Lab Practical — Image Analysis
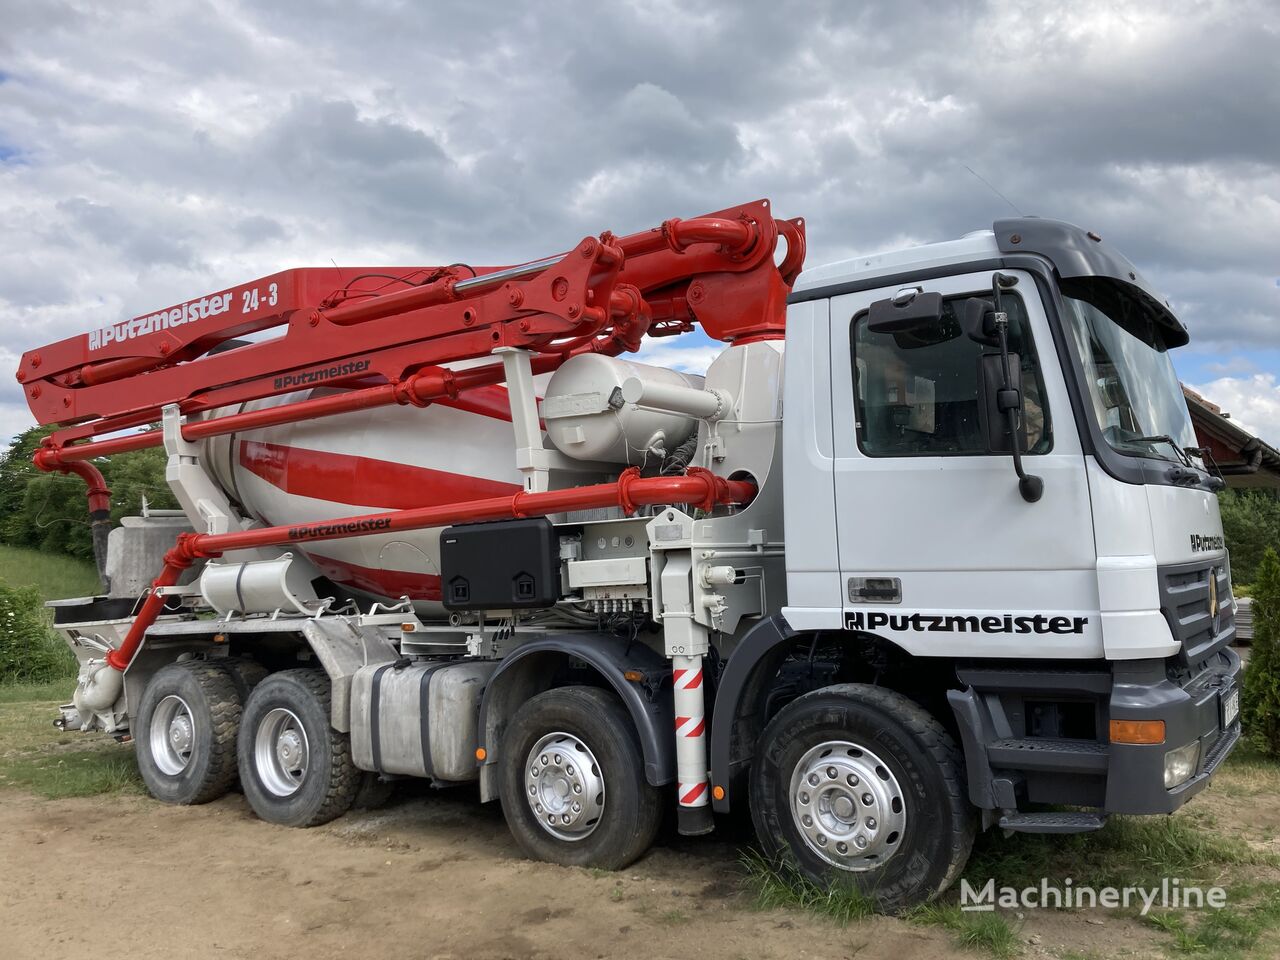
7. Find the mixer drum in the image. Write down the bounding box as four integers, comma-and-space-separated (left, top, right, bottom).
199, 354, 718, 612
201, 384, 572, 612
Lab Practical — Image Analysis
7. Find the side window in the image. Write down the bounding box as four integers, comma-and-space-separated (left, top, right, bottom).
851, 293, 1051, 457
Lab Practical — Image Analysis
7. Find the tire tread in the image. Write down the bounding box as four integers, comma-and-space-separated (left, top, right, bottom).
188, 661, 243, 804
239, 668, 358, 827
499, 686, 662, 870
751, 682, 976, 910
136, 659, 242, 805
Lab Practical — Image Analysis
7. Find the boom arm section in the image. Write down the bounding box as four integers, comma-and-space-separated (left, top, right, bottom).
20, 200, 805, 463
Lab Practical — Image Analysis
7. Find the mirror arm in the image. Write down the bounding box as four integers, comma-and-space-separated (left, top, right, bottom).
992, 273, 1043, 503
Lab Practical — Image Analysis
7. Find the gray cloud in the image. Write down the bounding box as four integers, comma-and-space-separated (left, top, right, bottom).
0, 0, 1277, 443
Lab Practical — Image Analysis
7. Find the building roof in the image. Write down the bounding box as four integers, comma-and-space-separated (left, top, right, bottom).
1183, 385, 1280, 489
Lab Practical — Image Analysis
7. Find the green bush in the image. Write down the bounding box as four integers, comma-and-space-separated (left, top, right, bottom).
1219, 489, 1280, 587
1242, 548, 1280, 756
0, 581, 77, 685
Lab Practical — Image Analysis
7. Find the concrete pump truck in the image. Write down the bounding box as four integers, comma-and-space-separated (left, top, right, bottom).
17, 199, 1239, 910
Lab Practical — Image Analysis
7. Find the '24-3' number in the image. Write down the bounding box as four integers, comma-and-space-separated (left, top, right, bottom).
241, 282, 279, 313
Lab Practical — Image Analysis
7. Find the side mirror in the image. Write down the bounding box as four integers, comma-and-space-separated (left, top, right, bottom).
973, 273, 1042, 502
978, 353, 1027, 454
963, 297, 1001, 347
867, 290, 944, 334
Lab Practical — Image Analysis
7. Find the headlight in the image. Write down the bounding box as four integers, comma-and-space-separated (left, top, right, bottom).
1163, 740, 1200, 788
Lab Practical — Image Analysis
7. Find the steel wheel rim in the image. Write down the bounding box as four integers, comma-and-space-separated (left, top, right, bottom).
151, 694, 195, 776
524, 731, 605, 841
788, 740, 907, 871
254, 707, 310, 798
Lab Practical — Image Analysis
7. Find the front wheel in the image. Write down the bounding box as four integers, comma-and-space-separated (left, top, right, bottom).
498, 686, 662, 869
749, 684, 975, 912
237, 669, 358, 827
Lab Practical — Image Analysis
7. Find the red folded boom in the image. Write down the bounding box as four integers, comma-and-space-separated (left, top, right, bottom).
20, 199, 804, 461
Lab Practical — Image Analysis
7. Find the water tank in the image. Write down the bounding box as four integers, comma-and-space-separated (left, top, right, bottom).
541, 354, 702, 464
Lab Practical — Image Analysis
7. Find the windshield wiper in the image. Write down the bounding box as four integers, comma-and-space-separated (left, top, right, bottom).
1125, 434, 1193, 467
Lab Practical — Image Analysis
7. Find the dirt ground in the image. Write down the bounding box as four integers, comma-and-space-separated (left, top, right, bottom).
3, 703, 1275, 960
0, 785, 970, 960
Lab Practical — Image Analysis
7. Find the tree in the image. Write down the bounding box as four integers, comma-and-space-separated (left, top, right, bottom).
0, 425, 178, 560
1242, 548, 1280, 756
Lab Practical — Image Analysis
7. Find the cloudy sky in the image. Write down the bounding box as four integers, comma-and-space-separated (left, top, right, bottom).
1, 0, 1278, 445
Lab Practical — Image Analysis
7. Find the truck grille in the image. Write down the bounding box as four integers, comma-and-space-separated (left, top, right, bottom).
1158, 559, 1235, 669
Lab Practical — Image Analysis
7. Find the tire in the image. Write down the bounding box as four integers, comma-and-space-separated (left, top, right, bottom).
352, 772, 397, 811
749, 683, 976, 913
237, 669, 359, 827
498, 686, 662, 869
135, 660, 242, 805
222, 657, 269, 701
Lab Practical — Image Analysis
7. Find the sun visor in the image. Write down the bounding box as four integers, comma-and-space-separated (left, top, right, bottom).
994, 218, 1188, 347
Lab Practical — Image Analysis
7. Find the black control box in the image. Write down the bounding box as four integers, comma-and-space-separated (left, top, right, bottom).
440, 517, 560, 611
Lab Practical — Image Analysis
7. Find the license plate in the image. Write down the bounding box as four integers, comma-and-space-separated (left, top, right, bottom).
1222, 688, 1240, 728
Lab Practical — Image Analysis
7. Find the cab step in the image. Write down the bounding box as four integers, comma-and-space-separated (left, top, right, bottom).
987, 737, 1109, 774
998, 811, 1107, 834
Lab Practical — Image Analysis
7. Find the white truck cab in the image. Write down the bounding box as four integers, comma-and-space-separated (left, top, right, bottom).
775, 218, 1239, 829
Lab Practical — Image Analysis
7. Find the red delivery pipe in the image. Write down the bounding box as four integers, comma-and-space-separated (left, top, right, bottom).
33, 448, 113, 586
103, 467, 754, 672
42, 354, 564, 465
617, 217, 759, 258
33, 451, 112, 514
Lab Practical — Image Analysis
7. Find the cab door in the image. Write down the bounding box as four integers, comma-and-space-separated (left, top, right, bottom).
829, 269, 1100, 659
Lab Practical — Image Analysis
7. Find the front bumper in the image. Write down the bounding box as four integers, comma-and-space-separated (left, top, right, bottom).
1105, 646, 1241, 814
950, 644, 1242, 821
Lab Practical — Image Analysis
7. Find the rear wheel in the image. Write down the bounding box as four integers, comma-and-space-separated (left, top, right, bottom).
353, 772, 397, 810
237, 669, 358, 827
498, 686, 662, 869
222, 657, 269, 700
749, 683, 975, 912
135, 661, 242, 805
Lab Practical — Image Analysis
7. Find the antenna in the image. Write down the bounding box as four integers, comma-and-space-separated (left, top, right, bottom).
962, 164, 1024, 216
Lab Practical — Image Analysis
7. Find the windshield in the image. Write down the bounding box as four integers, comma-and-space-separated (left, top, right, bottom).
1059, 279, 1197, 463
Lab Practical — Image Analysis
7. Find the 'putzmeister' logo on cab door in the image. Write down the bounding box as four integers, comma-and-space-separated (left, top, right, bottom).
846, 611, 1089, 635
1190, 533, 1225, 552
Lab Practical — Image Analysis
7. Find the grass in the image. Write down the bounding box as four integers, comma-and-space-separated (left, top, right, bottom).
0, 748, 141, 798
1140, 884, 1280, 958
945, 747, 1280, 959
0, 679, 73, 705
0, 544, 100, 600
740, 850, 876, 924
961, 810, 1277, 894
1214, 742, 1280, 799
907, 902, 1022, 958
740, 852, 1023, 955
0, 544, 98, 688
0, 681, 140, 799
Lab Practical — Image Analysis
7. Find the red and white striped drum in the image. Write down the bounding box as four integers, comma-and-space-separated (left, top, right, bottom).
201, 383, 597, 612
